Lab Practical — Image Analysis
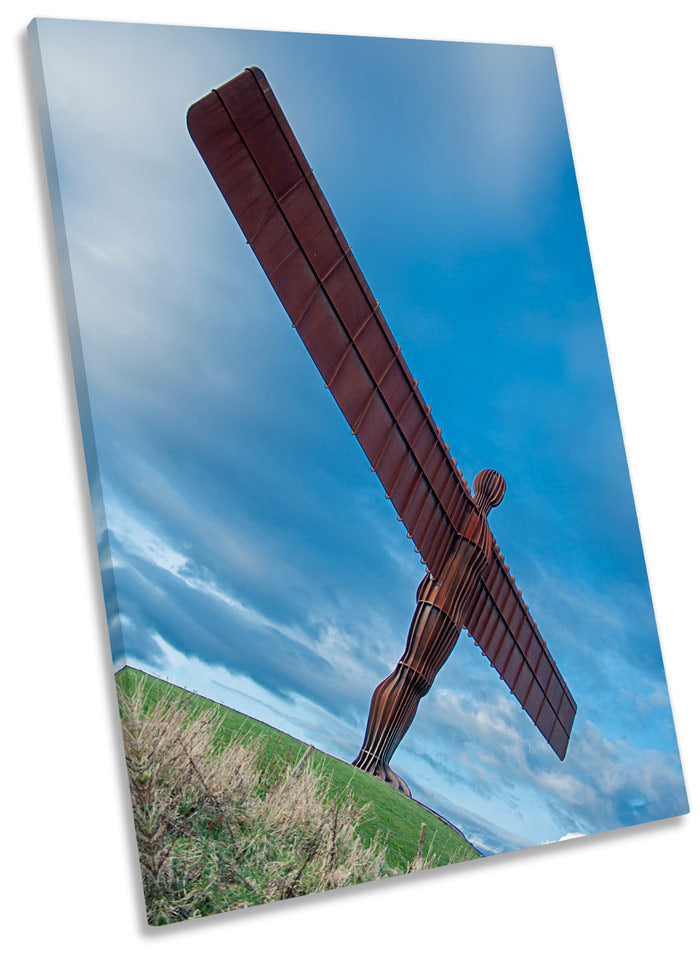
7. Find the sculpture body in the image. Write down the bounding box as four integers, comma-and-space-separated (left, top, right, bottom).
353, 469, 505, 793
187, 68, 577, 794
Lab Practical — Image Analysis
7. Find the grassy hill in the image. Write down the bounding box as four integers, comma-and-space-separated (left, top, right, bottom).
115, 666, 479, 922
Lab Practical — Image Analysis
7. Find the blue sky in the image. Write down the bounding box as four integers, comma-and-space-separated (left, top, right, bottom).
32, 17, 687, 855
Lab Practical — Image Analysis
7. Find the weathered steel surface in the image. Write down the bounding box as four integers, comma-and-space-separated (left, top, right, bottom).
187, 67, 473, 581
352, 469, 506, 793
464, 547, 577, 760
187, 67, 577, 779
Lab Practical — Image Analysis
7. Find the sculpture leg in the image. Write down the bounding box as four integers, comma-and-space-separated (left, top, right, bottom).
352, 602, 461, 795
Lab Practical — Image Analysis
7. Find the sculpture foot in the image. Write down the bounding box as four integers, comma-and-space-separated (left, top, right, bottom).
378, 762, 412, 797
351, 754, 412, 797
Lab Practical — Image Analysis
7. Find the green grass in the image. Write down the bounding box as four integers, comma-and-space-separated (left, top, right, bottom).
115, 666, 481, 871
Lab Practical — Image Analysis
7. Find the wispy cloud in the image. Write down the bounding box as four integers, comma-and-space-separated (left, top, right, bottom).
410, 681, 687, 841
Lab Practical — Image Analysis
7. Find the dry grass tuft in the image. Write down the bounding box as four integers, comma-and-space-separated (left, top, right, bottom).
118, 680, 436, 924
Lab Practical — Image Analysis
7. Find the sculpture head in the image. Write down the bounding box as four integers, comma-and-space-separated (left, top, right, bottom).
473, 469, 506, 517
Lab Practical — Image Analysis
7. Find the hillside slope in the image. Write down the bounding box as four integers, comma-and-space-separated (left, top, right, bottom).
115, 667, 481, 879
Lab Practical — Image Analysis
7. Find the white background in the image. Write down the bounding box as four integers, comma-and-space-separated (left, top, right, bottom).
3, 2, 697, 962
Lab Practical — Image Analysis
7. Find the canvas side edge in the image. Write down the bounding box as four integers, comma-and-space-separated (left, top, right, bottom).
27, 19, 126, 669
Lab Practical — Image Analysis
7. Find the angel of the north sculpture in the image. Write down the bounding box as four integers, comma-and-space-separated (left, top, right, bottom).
187, 67, 577, 796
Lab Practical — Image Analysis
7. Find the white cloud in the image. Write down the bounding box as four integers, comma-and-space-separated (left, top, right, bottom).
539, 832, 585, 845
106, 495, 397, 695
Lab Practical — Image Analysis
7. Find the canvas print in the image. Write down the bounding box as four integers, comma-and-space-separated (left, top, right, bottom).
29, 17, 688, 925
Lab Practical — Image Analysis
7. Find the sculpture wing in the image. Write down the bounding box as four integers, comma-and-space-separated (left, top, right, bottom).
187, 67, 474, 578
463, 548, 577, 759
188, 68, 577, 757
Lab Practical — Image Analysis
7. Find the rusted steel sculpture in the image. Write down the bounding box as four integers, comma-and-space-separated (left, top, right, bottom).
187, 67, 577, 795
